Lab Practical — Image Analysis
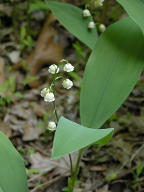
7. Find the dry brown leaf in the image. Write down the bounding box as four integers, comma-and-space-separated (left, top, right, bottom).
0, 121, 12, 137
29, 152, 78, 176
16, 14, 64, 88
97, 185, 109, 192
89, 166, 107, 172
0, 5, 12, 16
4, 101, 44, 140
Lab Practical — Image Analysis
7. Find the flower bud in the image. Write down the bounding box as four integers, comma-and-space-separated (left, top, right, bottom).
99, 24, 106, 32
88, 21, 95, 29
83, 9, 91, 17
63, 63, 74, 72
95, 0, 104, 7
48, 121, 56, 131
44, 92, 55, 102
60, 59, 68, 63
48, 64, 59, 74
62, 79, 73, 89
40, 88, 48, 97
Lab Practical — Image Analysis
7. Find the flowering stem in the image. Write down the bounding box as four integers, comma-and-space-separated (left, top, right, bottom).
69, 154, 73, 175
68, 149, 84, 192
53, 101, 59, 123
52, 100, 74, 184
49, 70, 76, 191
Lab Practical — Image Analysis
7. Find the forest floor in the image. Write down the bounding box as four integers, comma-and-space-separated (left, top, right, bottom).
0, 0, 144, 191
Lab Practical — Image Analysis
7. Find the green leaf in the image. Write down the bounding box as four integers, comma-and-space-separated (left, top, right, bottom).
0, 187, 4, 192
52, 117, 114, 159
117, 0, 144, 33
136, 163, 144, 177
47, 1, 98, 49
0, 132, 29, 192
20, 25, 26, 41
80, 17, 144, 128
29, 1, 50, 13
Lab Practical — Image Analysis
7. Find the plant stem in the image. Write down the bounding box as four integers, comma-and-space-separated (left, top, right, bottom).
53, 101, 59, 123
51, 78, 79, 192
52, 100, 74, 187
68, 149, 84, 192
69, 154, 73, 174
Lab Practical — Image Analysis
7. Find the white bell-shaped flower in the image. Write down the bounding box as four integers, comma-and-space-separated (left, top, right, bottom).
48, 121, 56, 131
99, 24, 106, 32
88, 21, 95, 29
83, 9, 91, 17
60, 59, 68, 63
44, 92, 55, 102
62, 79, 73, 89
40, 88, 48, 97
63, 63, 74, 72
48, 64, 59, 74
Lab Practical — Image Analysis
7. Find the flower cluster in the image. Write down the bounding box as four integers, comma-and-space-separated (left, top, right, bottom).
41, 60, 74, 103
40, 59, 75, 131
82, 0, 106, 30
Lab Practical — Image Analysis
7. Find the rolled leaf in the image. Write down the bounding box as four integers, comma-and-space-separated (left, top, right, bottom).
80, 17, 144, 128
0, 132, 29, 192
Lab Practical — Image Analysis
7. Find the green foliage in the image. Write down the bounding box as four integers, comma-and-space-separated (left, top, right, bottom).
0, 132, 29, 192
117, 0, 144, 33
106, 172, 118, 181
52, 117, 113, 159
136, 163, 144, 177
73, 42, 86, 58
80, 17, 144, 128
48, 1, 98, 49
0, 76, 24, 102
0, 76, 16, 93
0, 96, 10, 106
20, 24, 34, 49
29, 1, 98, 49
23, 76, 38, 86
1, 1, 144, 190
0, 187, 4, 192
47, 2, 144, 160
28, 1, 50, 13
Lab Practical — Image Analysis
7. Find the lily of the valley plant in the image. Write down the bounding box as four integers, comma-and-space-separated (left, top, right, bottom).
0, 0, 144, 192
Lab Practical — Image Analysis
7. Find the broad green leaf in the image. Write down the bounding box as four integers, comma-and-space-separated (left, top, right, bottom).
0, 132, 29, 192
0, 187, 4, 192
52, 117, 114, 159
117, 0, 144, 33
47, 1, 98, 49
80, 17, 144, 128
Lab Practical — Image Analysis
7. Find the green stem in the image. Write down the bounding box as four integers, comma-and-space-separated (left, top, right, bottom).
68, 149, 84, 192
52, 100, 74, 187
53, 101, 59, 123
69, 154, 73, 174
50, 74, 77, 191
